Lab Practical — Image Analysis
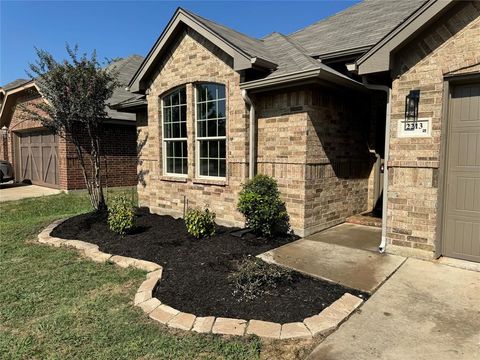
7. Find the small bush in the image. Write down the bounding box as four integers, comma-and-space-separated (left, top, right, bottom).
237, 174, 290, 238
230, 256, 293, 301
108, 194, 136, 235
184, 207, 216, 239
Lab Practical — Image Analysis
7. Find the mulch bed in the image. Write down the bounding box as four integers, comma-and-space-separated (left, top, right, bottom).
52, 208, 368, 323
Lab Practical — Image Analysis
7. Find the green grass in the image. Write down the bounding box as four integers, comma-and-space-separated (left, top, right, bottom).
0, 193, 260, 359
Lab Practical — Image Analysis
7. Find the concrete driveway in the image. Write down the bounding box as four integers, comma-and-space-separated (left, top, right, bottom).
308, 258, 480, 360
0, 183, 62, 202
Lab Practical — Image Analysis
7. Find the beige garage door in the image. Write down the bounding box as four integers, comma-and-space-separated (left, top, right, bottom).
16, 130, 59, 188
443, 82, 480, 262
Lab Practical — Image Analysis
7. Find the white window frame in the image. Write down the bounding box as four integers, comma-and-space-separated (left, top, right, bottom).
162, 87, 188, 177
195, 83, 227, 180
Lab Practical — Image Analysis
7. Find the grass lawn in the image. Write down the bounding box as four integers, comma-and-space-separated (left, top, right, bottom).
0, 192, 263, 359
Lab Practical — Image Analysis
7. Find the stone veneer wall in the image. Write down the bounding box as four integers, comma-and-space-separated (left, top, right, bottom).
386, 1, 480, 258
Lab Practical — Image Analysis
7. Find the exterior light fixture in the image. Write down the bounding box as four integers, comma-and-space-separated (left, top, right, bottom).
1, 126, 7, 140
404, 90, 420, 130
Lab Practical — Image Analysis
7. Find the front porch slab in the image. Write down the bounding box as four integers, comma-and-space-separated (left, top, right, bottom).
259, 225, 405, 293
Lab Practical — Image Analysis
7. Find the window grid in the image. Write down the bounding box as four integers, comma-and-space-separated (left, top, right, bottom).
162, 87, 188, 176
196, 84, 227, 179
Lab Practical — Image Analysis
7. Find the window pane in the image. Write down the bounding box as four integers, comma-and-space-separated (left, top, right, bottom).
172, 107, 179, 122
164, 107, 171, 123
200, 140, 208, 158
198, 120, 206, 137
206, 84, 217, 101
209, 159, 219, 177
180, 105, 186, 122
219, 139, 226, 158
182, 159, 188, 175
217, 100, 226, 118
207, 101, 217, 119
179, 88, 186, 104
218, 118, 226, 137
209, 140, 219, 158
171, 92, 179, 106
167, 157, 174, 173
200, 158, 209, 176
174, 158, 183, 173
207, 120, 217, 137
219, 159, 226, 177
172, 123, 180, 138
181, 122, 187, 138
198, 103, 207, 120
217, 85, 225, 99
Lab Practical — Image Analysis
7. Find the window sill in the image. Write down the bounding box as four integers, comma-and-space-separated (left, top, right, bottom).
192, 178, 227, 186
160, 175, 188, 183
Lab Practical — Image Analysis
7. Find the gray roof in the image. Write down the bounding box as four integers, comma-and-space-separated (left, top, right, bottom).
262, 32, 320, 78
184, 9, 276, 64
1, 78, 30, 91
289, 0, 428, 57
105, 55, 144, 120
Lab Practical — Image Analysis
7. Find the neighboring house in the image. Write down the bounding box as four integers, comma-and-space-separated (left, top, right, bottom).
114, 0, 480, 263
0, 55, 143, 190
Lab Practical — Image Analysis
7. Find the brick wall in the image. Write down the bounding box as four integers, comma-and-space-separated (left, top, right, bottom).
138, 28, 249, 227
64, 123, 138, 190
139, 27, 374, 235
387, 1, 480, 258
2, 90, 137, 190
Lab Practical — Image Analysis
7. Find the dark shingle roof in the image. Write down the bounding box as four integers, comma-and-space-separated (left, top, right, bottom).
289, 0, 428, 57
106, 55, 144, 120
262, 32, 321, 78
1, 78, 30, 91
184, 9, 276, 64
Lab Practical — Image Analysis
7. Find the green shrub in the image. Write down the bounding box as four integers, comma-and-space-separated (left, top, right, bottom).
184, 207, 216, 239
108, 194, 136, 235
237, 174, 290, 237
230, 256, 293, 301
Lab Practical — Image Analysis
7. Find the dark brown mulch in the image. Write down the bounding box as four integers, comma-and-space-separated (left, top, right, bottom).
52, 208, 368, 323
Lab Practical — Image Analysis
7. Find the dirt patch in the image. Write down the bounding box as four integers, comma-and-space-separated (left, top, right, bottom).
53, 209, 368, 323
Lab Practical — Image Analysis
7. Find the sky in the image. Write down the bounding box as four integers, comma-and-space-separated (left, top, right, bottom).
0, 0, 360, 85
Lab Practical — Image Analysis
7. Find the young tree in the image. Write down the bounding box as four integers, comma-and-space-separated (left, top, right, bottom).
22, 45, 119, 211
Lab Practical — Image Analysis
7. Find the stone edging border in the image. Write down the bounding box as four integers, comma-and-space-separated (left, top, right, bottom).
37, 219, 364, 340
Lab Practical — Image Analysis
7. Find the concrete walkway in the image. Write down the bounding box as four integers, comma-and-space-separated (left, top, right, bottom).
259, 235, 405, 293
0, 184, 61, 202
308, 258, 480, 360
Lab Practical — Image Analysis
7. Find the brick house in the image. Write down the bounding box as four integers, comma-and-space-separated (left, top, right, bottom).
116, 0, 480, 263
0, 55, 143, 190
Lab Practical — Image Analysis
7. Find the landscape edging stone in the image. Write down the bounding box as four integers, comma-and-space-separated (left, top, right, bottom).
37, 218, 364, 340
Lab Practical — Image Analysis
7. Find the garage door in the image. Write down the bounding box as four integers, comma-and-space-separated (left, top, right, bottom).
443, 82, 480, 262
16, 130, 59, 188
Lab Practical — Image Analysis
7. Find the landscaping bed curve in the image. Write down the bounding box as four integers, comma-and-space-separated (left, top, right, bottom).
40, 210, 366, 339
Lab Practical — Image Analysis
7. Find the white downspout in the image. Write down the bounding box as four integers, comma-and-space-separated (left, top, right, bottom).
362, 78, 391, 253
241, 89, 256, 179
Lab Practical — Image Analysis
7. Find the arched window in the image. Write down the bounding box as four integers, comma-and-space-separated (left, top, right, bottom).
162, 87, 187, 175
195, 83, 226, 178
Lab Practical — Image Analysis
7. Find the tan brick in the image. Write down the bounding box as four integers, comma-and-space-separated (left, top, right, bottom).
280, 322, 312, 339
246, 320, 281, 339
167, 312, 196, 331
138, 298, 161, 314
212, 318, 247, 336
149, 304, 179, 324
192, 316, 215, 333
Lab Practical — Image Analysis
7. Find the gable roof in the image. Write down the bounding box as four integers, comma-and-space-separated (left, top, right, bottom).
0, 55, 143, 126
128, 7, 278, 93
289, 0, 428, 59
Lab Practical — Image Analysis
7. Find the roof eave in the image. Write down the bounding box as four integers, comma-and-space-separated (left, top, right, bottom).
356, 0, 455, 75
240, 67, 365, 93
